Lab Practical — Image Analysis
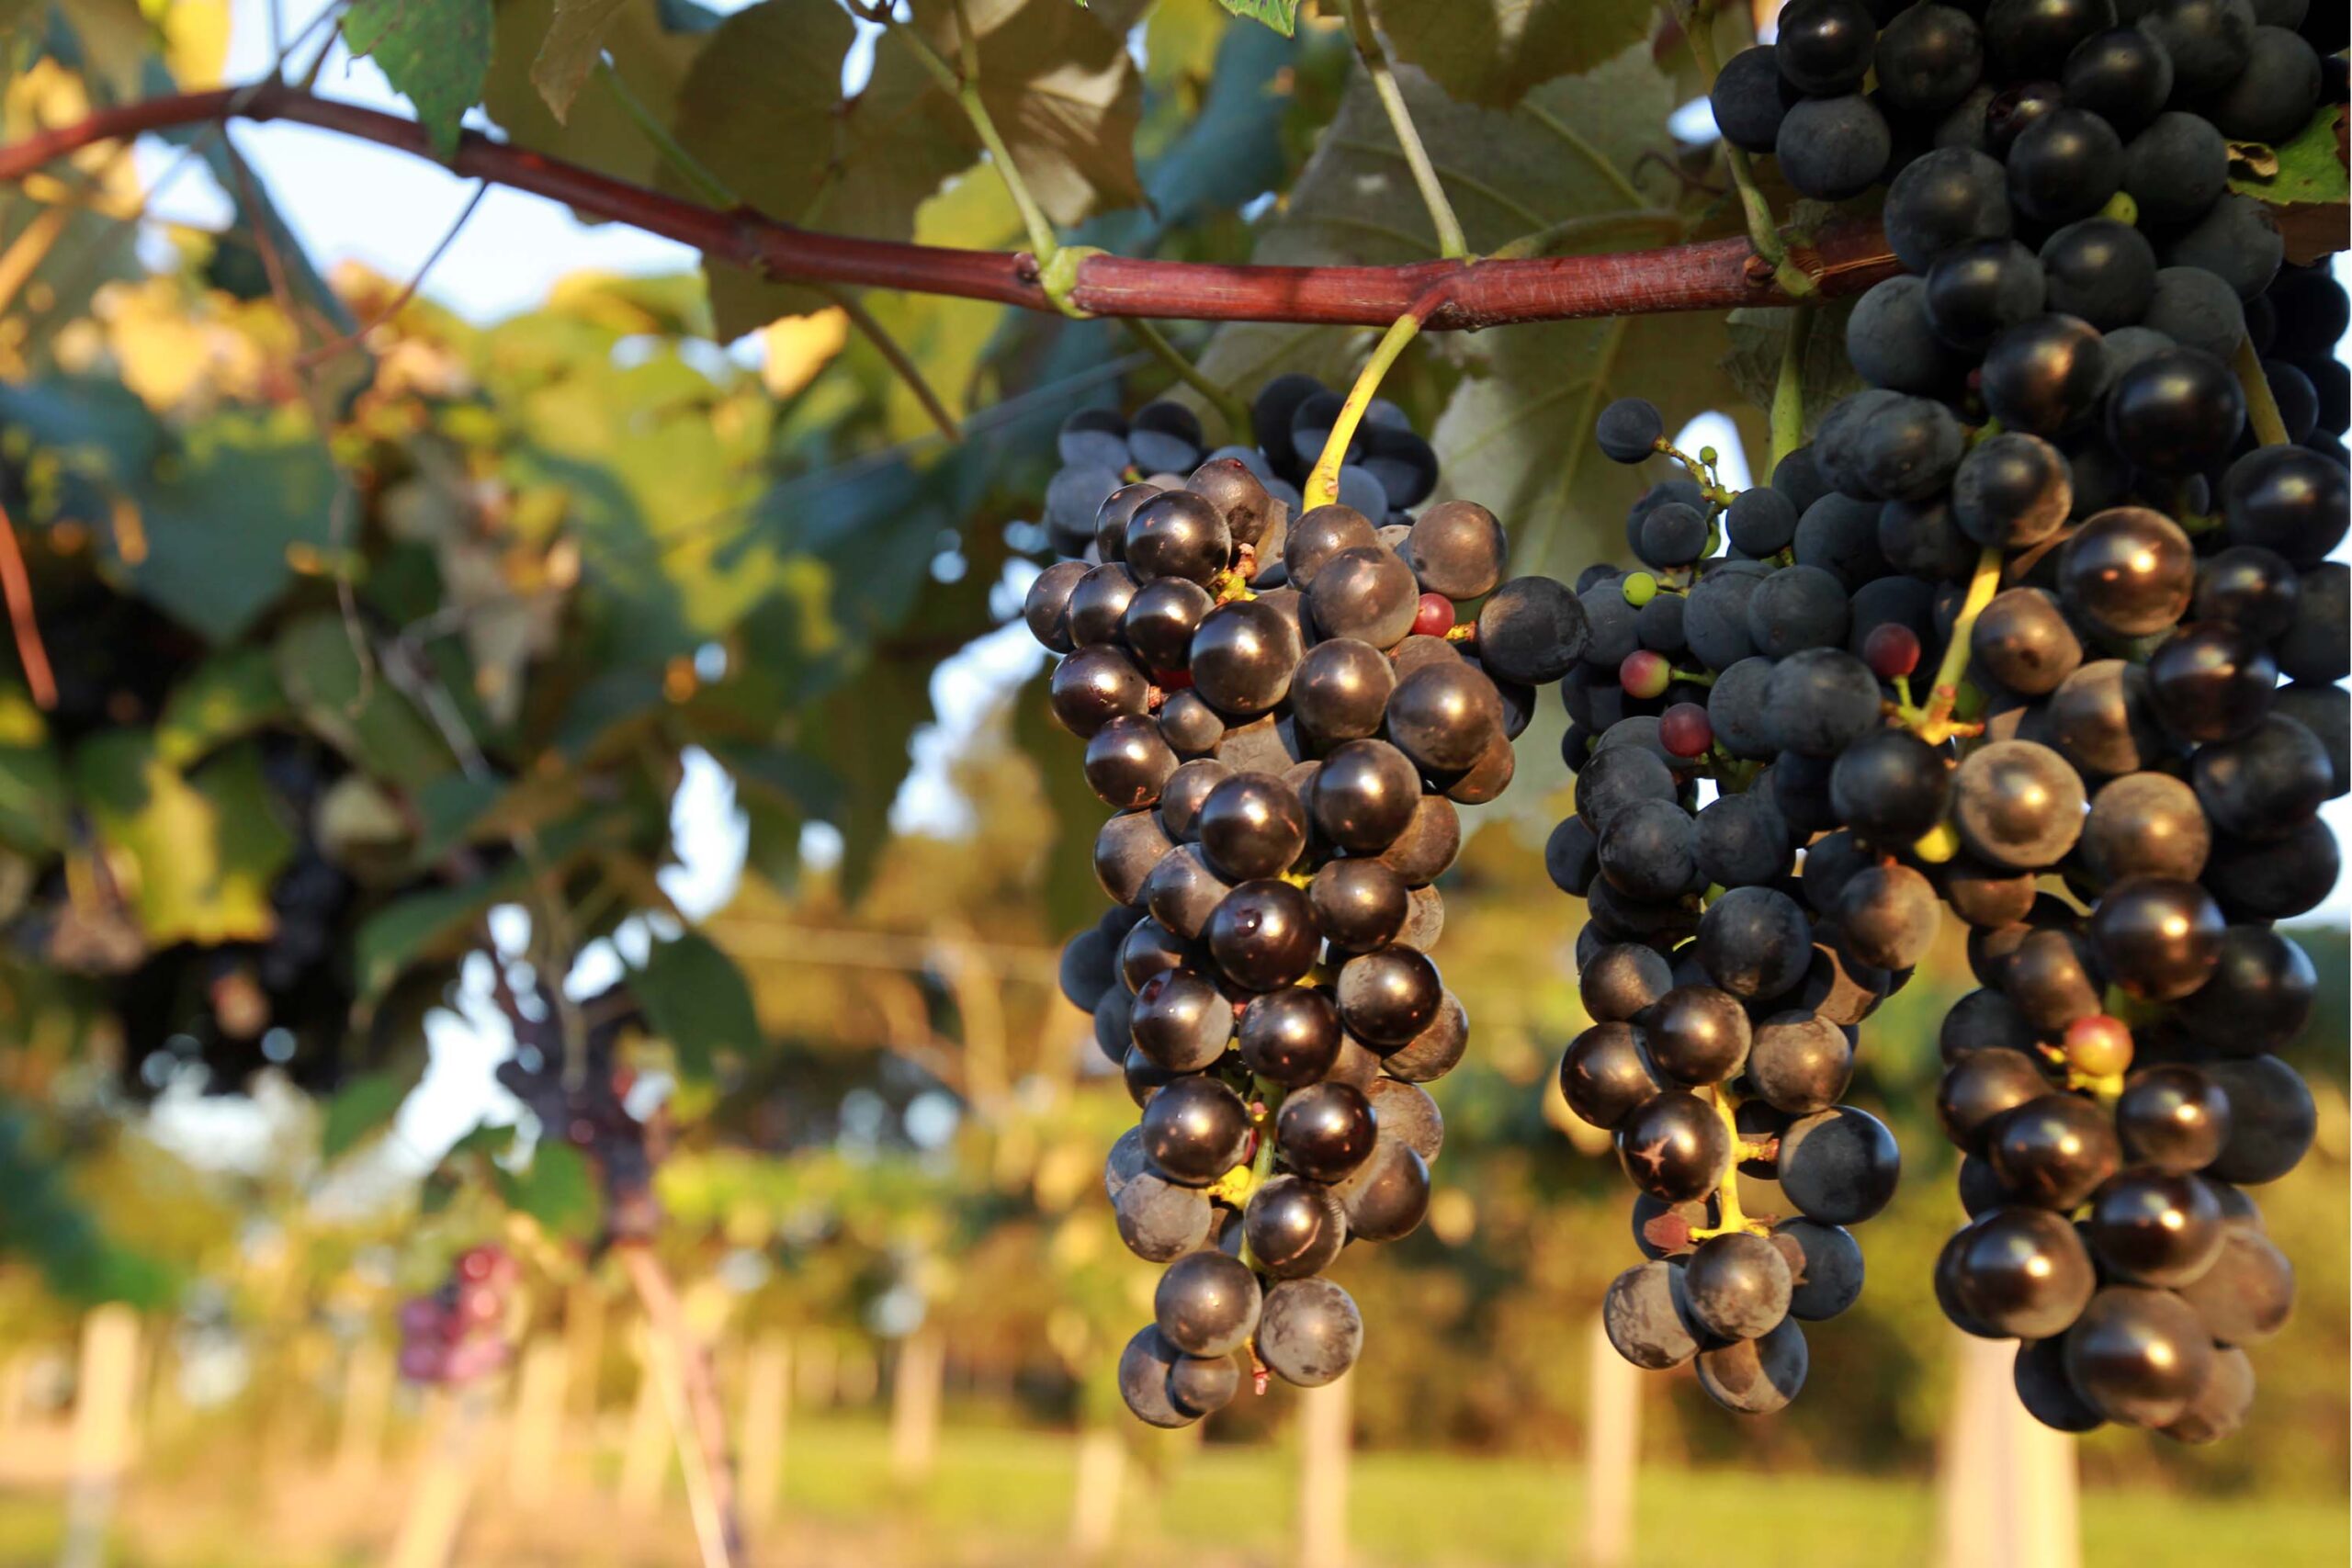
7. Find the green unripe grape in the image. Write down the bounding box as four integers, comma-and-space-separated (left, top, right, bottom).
1623, 571, 1659, 607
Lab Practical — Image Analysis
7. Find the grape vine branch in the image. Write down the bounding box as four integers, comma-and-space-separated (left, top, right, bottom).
0, 82, 1913, 334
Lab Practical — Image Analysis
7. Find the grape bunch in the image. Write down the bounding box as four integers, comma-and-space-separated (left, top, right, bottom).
1027, 378, 1586, 1427
395, 1243, 518, 1385
1557, 0, 2347, 1436
1549, 438, 1908, 1416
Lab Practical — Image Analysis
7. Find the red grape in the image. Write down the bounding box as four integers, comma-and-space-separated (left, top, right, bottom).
1412, 592, 1454, 637
1660, 702, 1713, 758
1864, 622, 1921, 681
1621, 649, 1673, 699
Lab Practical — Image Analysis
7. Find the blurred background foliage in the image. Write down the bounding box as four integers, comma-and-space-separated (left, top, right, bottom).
0, 0, 2341, 1563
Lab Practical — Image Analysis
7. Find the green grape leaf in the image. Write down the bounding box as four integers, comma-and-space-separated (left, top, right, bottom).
72, 736, 297, 946
530, 0, 629, 118
2229, 104, 2347, 208
2227, 104, 2348, 265
1374, 0, 1656, 108
1197, 42, 1728, 577
53, 0, 152, 99
634, 930, 763, 1077
273, 613, 458, 795
0, 689, 67, 855
153, 648, 291, 769
497, 1140, 601, 1239
483, 0, 709, 195
1215, 0, 1298, 35
1721, 298, 1862, 443
913, 0, 1146, 227
352, 809, 628, 998
0, 1108, 173, 1306
673, 0, 972, 337
321, 1065, 422, 1159
343, 0, 495, 162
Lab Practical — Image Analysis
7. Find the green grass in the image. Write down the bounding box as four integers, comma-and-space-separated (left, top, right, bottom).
776, 1416, 2348, 1568
1, 1414, 2343, 1568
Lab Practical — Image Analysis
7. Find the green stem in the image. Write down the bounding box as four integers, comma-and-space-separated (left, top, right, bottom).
1770, 300, 1812, 471
899, 18, 1059, 266
2233, 336, 2290, 446
1910, 546, 2002, 742
1123, 318, 1252, 445
598, 58, 730, 207
1668, 1, 1814, 298
831, 288, 963, 440
1306, 308, 1429, 508
1343, 0, 1470, 261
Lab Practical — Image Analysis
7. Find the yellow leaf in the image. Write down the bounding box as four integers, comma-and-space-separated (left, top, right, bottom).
759, 307, 848, 399
150, 0, 229, 88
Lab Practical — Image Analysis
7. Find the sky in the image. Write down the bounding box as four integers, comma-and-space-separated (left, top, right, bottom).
130, 0, 2352, 1173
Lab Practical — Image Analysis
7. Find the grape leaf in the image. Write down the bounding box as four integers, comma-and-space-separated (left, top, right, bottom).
1374, 0, 1656, 109
0, 687, 65, 857
2229, 103, 2347, 209
482, 0, 709, 196
343, 0, 494, 161
910, 0, 1145, 226
274, 613, 457, 795
496, 1140, 600, 1239
672, 0, 972, 338
1197, 41, 1741, 578
2227, 104, 2348, 265
634, 931, 763, 1077
72, 735, 296, 946
1215, 0, 1298, 35
52, 0, 152, 99
530, 0, 630, 118
322, 1065, 421, 1159
1721, 297, 1862, 442
153, 648, 290, 769
1075, 0, 1154, 28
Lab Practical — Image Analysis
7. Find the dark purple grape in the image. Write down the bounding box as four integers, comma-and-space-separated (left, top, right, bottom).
2064, 1285, 2217, 1428
1617, 1089, 1734, 1203
1139, 1075, 1251, 1185
1206, 879, 1320, 991
1990, 1092, 2120, 1210
1244, 1175, 1346, 1279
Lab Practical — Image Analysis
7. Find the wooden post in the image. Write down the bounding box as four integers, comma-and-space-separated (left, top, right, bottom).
1939, 1331, 2080, 1568
0, 1348, 34, 1430
562, 1283, 605, 1488
1068, 1423, 1125, 1558
509, 1337, 571, 1506
838, 1343, 877, 1407
617, 1336, 671, 1516
1296, 1372, 1351, 1568
61, 1305, 141, 1568
1583, 1316, 1639, 1568
334, 1341, 397, 1491
888, 1326, 945, 1485
797, 1338, 837, 1410
738, 1333, 791, 1532
384, 1389, 486, 1568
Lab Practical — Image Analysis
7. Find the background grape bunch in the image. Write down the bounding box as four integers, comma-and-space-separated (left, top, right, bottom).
395, 1243, 519, 1386
1554, 0, 2346, 1437
1024, 378, 1589, 1427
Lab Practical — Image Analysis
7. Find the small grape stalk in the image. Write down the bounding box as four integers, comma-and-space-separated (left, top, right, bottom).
397, 1243, 520, 1385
